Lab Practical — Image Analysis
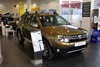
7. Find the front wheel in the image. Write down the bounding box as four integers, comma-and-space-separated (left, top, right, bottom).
42, 40, 54, 60
17, 31, 24, 44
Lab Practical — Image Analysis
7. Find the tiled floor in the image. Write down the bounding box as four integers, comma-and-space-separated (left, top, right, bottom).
0, 35, 100, 67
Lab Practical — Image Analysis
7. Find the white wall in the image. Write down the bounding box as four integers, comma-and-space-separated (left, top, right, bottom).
81, 0, 91, 35
0, 3, 19, 17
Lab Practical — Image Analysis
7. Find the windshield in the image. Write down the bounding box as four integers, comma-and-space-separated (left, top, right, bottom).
39, 15, 70, 26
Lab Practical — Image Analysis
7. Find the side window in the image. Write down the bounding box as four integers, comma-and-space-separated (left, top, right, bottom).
30, 15, 38, 25
56, 16, 66, 24
24, 15, 30, 24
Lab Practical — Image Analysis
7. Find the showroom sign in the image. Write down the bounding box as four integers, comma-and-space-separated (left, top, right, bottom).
61, 1, 81, 8
82, 2, 91, 17
71, 1, 81, 9
62, 1, 69, 8
61, 1, 81, 15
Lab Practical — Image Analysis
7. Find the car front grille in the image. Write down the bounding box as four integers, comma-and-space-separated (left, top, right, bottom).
68, 34, 87, 42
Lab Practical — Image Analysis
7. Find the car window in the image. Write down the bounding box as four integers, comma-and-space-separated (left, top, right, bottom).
55, 16, 67, 25
24, 15, 30, 24
39, 16, 54, 26
7, 17, 13, 21
30, 14, 38, 25
39, 15, 70, 26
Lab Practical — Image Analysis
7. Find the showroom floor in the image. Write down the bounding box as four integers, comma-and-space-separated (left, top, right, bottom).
0, 33, 100, 67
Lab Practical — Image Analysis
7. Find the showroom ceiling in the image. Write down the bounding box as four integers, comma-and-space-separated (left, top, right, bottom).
0, 0, 26, 3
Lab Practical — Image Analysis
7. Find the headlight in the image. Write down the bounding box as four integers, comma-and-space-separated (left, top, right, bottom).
57, 35, 69, 42
83, 30, 89, 38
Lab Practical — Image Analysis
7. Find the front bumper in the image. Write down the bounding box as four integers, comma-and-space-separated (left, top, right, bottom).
51, 42, 89, 54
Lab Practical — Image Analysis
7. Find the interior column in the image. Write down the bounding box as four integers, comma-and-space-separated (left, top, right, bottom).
27, 0, 31, 11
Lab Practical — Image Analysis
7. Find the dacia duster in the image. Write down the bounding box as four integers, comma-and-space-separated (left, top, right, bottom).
16, 12, 89, 60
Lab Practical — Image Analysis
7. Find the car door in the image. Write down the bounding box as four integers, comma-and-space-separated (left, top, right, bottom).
22, 14, 31, 40
28, 14, 39, 40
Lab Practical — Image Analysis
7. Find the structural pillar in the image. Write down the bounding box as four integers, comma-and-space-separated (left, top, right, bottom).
0, 38, 3, 65
27, 0, 31, 11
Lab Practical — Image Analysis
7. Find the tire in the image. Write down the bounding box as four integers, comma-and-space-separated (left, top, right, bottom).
17, 31, 24, 44
42, 40, 54, 60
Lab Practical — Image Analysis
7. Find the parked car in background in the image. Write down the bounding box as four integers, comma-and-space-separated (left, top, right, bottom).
16, 12, 89, 60
1, 15, 18, 31
10, 18, 19, 31
1, 16, 14, 25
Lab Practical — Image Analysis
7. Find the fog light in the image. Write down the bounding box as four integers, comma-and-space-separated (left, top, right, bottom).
57, 49, 60, 52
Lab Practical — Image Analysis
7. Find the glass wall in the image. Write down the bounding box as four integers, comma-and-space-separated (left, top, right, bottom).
60, 0, 83, 27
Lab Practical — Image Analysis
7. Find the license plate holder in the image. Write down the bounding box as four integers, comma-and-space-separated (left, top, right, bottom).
75, 41, 86, 47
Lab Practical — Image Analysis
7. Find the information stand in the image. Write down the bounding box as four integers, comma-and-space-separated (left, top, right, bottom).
0, 38, 3, 65
30, 31, 44, 65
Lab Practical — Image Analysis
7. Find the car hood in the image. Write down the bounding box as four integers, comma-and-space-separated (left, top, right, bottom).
42, 25, 85, 35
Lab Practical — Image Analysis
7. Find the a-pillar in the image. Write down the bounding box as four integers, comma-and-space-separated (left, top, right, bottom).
27, 0, 31, 11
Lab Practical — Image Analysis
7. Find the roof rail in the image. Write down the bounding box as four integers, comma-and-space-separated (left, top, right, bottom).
35, 11, 39, 16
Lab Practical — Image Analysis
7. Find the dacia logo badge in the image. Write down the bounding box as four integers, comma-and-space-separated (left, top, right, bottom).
78, 35, 82, 39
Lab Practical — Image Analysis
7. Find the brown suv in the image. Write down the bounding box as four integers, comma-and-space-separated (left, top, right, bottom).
16, 12, 89, 60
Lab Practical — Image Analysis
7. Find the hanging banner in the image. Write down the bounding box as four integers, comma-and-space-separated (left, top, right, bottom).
19, 4, 25, 16
62, 1, 69, 8
71, 1, 81, 9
